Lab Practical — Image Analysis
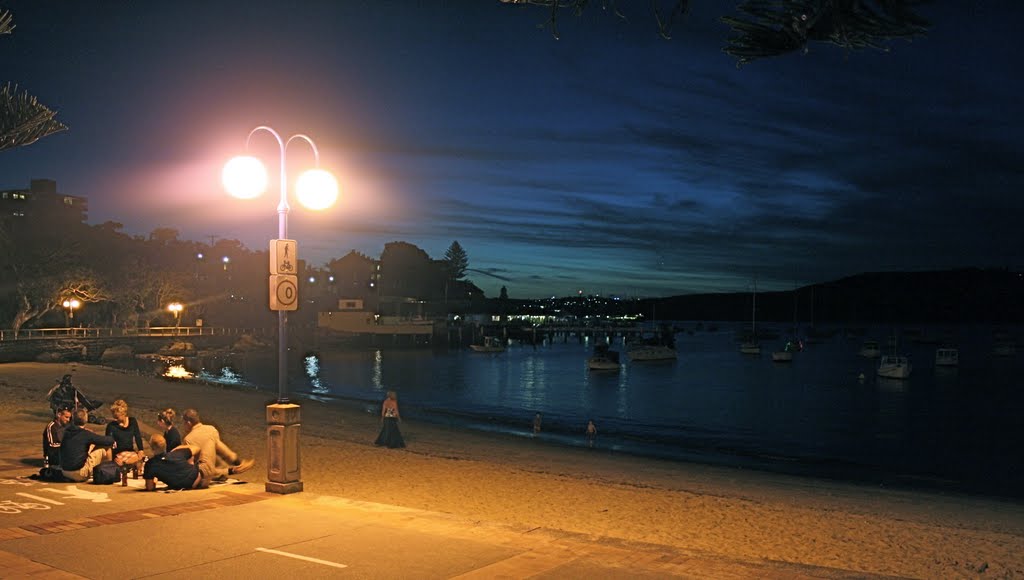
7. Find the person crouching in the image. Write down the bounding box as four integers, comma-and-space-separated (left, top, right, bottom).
59, 408, 115, 482
143, 434, 208, 491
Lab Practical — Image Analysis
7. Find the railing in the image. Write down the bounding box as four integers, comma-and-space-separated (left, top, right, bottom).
0, 326, 272, 342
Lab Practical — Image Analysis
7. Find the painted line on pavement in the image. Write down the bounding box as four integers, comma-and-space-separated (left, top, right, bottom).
255, 547, 348, 569
16, 493, 63, 505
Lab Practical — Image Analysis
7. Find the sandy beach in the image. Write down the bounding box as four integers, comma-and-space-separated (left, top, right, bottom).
3, 361, 1023, 578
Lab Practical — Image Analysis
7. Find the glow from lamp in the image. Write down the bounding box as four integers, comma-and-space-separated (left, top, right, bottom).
222, 155, 268, 199
296, 168, 339, 210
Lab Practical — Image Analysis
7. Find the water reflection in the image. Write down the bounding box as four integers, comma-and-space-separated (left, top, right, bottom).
163, 365, 193, 379
304, 354, 327, 394
520, 355, 546, 408
195, 366, 249, 386
372, 350, 384, 391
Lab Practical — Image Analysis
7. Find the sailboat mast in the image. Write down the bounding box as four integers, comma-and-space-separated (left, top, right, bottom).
752, 279, 757, 336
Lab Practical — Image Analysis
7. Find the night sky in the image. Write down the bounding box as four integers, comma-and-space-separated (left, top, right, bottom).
2, 1, 1022, 299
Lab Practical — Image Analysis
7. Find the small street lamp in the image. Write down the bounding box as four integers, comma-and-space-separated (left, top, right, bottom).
62, 298, 80, 327
222, 125, 338, 495
167, 302, 183, 330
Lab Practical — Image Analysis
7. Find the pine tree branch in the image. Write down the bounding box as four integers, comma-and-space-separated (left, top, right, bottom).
0, 83, 69, 151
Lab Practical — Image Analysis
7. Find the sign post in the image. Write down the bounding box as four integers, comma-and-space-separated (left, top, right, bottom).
268, 238, 301, 492
269, 239, 298, 311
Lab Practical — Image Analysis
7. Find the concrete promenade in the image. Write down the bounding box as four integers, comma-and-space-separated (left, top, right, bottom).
0, 461, 878, 579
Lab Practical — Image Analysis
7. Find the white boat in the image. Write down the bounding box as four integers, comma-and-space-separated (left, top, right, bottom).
935, 347, 959, 367
771, 349, 793, 362
858, 340, 881, 358
469, 336, 505, 353
588, 345, 621, 370
626, 344, 677, 361
877, 354, 912, 379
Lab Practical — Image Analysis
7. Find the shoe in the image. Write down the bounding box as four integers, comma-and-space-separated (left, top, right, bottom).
228, 458, 254, 475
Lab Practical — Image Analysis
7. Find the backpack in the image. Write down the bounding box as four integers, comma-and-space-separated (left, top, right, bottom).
92, 461, 120, 485
35, 466, 68, 482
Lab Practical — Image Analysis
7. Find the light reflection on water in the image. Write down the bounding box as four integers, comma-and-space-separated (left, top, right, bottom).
304, 354, 326, 394
195, 366, 249, 386
162, 365, 193, 379
125, 323, 1024, 498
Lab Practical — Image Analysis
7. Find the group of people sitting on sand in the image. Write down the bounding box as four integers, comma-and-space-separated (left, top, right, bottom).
43, 381, 254, 491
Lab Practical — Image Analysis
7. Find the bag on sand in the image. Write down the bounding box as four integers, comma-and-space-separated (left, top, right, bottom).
33, 466, 67, 482
91, 461, 120, 485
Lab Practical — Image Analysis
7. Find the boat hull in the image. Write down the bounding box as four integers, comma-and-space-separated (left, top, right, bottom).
627, 346, 677, 361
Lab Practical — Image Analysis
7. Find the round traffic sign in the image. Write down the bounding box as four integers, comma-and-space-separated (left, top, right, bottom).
275, 277, 298, 307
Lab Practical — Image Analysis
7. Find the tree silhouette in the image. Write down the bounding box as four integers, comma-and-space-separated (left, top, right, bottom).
500, 0, 930, 65
444, 241, 469, 281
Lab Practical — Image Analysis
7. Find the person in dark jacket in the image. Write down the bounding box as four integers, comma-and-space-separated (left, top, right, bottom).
46, 374, 102, 416
42, 407, 72, 469
60, 408, 115, 482
143, 434, 207, 491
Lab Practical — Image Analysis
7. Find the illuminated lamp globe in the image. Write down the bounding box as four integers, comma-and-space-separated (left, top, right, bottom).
222, 155, 268, 199
295, 168, 338, 210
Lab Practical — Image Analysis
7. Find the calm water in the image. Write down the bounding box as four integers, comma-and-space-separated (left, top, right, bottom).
147, 323, 1024, 500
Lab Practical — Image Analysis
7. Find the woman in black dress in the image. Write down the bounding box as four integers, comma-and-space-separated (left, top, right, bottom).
374, 391, 405, 448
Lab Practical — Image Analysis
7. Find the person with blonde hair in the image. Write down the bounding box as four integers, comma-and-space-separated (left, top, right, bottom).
106, 399, 146, 473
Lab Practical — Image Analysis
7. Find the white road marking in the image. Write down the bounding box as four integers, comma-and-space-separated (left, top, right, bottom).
38, 486, 111, 503
16, 493, 64, 505
255, 547, 348, 569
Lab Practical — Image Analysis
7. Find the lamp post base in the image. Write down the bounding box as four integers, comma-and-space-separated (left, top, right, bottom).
265, 403, 303, 494
265, 480, 304, 494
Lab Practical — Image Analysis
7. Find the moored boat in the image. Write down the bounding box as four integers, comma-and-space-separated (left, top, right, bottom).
626, 344, 677, 361
588, 344, 621, 370
877, 354, 912, 379
469, 336, 506, 353
935, 347, 959, 367
993, 342, 1016, 357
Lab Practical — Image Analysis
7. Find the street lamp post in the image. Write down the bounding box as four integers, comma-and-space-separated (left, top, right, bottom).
222, 126, 338, 495
168, 302, 183, 332
62, 298, 80, 327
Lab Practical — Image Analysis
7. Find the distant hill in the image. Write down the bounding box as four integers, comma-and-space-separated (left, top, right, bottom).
644, 268, 1024, 325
